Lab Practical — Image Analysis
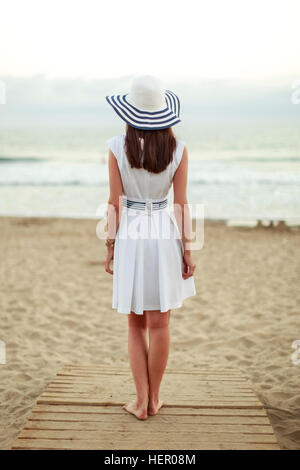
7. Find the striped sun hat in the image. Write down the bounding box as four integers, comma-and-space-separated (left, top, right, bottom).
105, 75, 181, 130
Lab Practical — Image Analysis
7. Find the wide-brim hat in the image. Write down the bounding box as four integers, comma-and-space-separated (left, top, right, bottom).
105, 75, 181, 130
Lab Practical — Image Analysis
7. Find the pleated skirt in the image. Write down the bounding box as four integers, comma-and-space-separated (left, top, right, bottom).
112, 206, 196, 315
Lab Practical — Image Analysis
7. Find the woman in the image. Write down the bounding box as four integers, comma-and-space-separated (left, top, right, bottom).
104, 75, 196, 420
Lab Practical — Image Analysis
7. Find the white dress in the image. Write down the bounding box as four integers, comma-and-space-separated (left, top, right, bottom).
106, 134, 196, 315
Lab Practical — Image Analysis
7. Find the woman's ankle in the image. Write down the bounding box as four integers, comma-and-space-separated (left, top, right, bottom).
149, 395, 159, 406
136, 394, 149, 408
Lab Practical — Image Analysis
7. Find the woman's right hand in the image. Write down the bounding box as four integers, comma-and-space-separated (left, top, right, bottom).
105, 247, 114, 275
182, 251, 196, 279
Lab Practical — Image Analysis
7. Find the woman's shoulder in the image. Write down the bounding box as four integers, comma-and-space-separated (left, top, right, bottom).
106, 134, 124, 146
176, 138, 186, 150
173, 138, 186, 164
106, 134, 125, 165
168, 139, 186, 178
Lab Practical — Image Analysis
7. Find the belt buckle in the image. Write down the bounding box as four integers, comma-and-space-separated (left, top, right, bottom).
145, 199, 152, 216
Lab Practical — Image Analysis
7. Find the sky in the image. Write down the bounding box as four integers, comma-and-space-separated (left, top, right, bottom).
1, 0, 300, 80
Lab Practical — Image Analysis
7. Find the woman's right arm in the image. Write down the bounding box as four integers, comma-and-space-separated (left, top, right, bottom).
173, 145, 196, 279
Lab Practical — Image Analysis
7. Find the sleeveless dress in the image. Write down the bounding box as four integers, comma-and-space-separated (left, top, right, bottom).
106, 134, 196, 315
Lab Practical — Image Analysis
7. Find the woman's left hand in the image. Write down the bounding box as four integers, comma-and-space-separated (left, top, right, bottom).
105, 247, 114, 275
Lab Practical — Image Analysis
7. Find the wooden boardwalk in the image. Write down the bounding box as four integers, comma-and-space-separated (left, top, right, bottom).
12, 364, 280, 450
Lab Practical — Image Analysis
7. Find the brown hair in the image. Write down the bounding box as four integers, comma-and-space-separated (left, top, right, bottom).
124, 124, 177, 174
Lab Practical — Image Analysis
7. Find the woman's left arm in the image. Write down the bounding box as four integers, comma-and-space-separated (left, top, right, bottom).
105, 149, 123, 275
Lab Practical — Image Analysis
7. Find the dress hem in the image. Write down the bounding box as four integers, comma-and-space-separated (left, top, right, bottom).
112, 290, 196, 315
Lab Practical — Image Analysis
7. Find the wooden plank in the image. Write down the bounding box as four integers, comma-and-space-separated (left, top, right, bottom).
58, 373, 246, 379
58, 370, 247, 380
37, 397, 263, 408
47, 381, 253, 395
24, 419, 274, 434
61, 366, 244, 375
48, 379, 253, 387
40, 391, 260, 401
12, 438, 281, 450
51, 377, 251, 386
11, 364, 280, 450
57, 375, 248, 383
46, 388, 256, 397
28, 412, 271, 424
31, 404, 269, 416
18, 428, 278, 443
63, 364, 243, 372
59, 365, 245, 373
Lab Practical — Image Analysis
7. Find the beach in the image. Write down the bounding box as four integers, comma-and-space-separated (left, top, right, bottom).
1, 215, 300, 450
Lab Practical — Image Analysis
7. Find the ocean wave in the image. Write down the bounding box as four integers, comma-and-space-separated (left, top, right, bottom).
0, 181, 95, 186
1, 155, 300, 163
0, 178, 299, 187
189, 176, 300, 185
0, 156, 47, 163
0, 159, 300, 187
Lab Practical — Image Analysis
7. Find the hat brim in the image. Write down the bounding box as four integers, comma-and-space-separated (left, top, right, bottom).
105, 90, 181, 130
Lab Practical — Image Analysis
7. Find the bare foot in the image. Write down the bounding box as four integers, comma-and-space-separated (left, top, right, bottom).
123, 400, 148, 420
148, 399, 164, 416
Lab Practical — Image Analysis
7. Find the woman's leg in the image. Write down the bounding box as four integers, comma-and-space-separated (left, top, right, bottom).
146, 309, 170, 415
123, 311, 149, 420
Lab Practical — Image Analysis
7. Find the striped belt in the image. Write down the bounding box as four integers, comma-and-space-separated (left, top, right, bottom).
122, 197, 168, 215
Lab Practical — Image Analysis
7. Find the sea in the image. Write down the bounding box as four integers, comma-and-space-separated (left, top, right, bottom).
0, 118, 300, 223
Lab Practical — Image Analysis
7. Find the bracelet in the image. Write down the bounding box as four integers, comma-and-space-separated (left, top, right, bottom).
105, 238, 115, 248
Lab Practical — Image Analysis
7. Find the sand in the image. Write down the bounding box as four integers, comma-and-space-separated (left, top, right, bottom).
0, 216, 300, 450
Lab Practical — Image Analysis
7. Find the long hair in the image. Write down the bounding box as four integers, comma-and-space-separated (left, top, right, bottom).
124, 124, 177, 174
